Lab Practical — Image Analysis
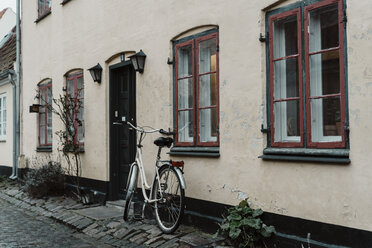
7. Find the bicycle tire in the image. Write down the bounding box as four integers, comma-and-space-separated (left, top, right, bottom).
123, 163, 138, 221
152, 164, 185, 234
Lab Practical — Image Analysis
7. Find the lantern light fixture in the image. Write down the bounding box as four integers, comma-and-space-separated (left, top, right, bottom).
88, 63, 103, 83
129, 50, 146, 73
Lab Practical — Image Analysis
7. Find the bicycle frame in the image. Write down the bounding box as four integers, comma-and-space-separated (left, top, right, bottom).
131, 133, 171, 204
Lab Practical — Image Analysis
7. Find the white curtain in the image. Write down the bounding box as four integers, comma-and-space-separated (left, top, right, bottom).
199, 46, 216, 142
178, 48, 193, 142
273, 20, 299, 143
0, 96, 6, 139
309, 12, 324, 142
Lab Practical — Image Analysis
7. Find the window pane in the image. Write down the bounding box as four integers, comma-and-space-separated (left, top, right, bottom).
178, 45, 192, 78
273, 15, 298, 58
47, 86, 52, 105
310, 50, 340, 96
199, 108, 217, 143
47, 108, 52, 126
274, 57, 299, 99
199, 73, 217, 108
309, 4, 339, 52
178, 78, 193, 109
67, 79, 75, 96
199, 38, 217, 74
47, 123, 52, 144
178, 110, 193, 142
311, 97, 341, 142
274, 100, 300, 142
77, 75, 84, 99
40, 125, 45, 145
40, 107, 45, 125
77, 106, 84, 143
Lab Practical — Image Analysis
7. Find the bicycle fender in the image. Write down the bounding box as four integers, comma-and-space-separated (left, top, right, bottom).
174, 167, 186, 190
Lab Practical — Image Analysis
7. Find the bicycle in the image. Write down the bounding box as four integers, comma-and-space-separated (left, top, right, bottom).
113, 118, 186, 234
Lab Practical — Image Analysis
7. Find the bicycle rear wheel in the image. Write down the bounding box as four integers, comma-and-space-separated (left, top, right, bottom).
152, 165, 185, 233
123, 163, 138, 221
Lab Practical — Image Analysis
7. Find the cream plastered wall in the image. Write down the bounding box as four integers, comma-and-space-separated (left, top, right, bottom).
21, 0, 372, 232
0, 82, 13, 167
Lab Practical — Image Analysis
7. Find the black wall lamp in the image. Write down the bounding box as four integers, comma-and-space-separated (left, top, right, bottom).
88, 63, 103, 83
29, 104, 41, 113
129, 50, 146, 73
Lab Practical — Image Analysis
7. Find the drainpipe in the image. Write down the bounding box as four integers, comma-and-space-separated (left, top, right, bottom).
8, 71, 16, 179
15, 0, 21, 179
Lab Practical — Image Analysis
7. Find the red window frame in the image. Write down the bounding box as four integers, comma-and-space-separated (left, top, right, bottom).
174, 31, 219, 147
38, 0, 51, 17
268, 0, 346, 149
66, 72, 84, 147
304, 0, 346, 148
269, 8, 304, 148
175, 39, 195, 147
39, 82, 52, 146
196, 33, 219, 147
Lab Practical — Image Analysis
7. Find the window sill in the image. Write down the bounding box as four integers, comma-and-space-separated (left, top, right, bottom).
259, 147, 350, 164
61, 0, 71, 5
0, 139, 6, 143
36, 146, 52, 152
168, 147, 220, 157
35, 10, 51, 23
65, 147, 85, 153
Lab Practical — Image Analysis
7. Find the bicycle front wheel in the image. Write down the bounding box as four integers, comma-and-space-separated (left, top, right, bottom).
123, 163, 138, 221
152, 165, 185, 234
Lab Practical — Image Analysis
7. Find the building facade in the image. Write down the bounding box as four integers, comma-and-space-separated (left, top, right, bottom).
0, 8, 16, 175
20, 0, 372, 246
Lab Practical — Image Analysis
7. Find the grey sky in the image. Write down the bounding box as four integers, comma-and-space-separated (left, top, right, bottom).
0, 0, 16, 12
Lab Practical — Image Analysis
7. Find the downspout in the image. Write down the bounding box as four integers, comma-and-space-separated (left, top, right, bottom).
15, 0, 21, 179
8, 71, 16, 179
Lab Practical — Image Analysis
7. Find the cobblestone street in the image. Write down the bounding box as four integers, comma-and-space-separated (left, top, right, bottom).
0, 198, 114, 248
0, 186, 226, 248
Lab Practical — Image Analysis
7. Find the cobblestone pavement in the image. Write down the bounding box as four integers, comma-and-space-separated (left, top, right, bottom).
0, 185, 227, 248
0, 197, 113, 248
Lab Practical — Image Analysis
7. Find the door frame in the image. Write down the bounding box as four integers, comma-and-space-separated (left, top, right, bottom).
108, 60, 136, 200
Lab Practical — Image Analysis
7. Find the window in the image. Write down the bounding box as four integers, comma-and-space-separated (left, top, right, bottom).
39, 81, 52, 146
0, 94, 6, 141
66, 72, 84, 146
38, 0, 51, 17
267, 0, 347, 149
174, 30, 219, 147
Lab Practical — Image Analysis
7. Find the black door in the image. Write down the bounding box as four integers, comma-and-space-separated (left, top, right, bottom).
109, 62, 136, 200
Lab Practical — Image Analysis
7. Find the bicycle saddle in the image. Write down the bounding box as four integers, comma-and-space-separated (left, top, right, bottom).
154, 137, 173, 148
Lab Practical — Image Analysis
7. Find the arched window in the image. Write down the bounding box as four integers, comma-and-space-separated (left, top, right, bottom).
173, 28, 219, 148
38, 80, 52, 146
66, 70, 84, 145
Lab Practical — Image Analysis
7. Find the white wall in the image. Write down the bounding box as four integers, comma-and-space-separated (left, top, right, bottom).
20, 0, 372, 232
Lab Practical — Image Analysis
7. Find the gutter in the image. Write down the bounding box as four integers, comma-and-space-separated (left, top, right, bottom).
14, 0, 21, 179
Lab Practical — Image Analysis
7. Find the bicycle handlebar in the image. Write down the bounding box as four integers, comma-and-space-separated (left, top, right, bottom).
113, 120, 174, 135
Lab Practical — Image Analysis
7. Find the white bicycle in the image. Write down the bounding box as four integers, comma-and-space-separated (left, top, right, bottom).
113, 118, 186, 234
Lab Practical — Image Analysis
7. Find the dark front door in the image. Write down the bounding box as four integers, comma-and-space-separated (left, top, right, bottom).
109, 62, 136, 200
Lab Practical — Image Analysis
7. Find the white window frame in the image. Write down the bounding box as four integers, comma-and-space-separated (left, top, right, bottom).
0, 94, 7, 141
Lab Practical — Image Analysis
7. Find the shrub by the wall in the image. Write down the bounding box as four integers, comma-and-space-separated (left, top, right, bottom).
23, 161, 65, 198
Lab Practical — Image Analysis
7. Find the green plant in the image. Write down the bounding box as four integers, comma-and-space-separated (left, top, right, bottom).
215, 199, 276, 248
23, 161, 65, 198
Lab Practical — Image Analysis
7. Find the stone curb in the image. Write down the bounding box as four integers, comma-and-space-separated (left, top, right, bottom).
0, 186, 230, 248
